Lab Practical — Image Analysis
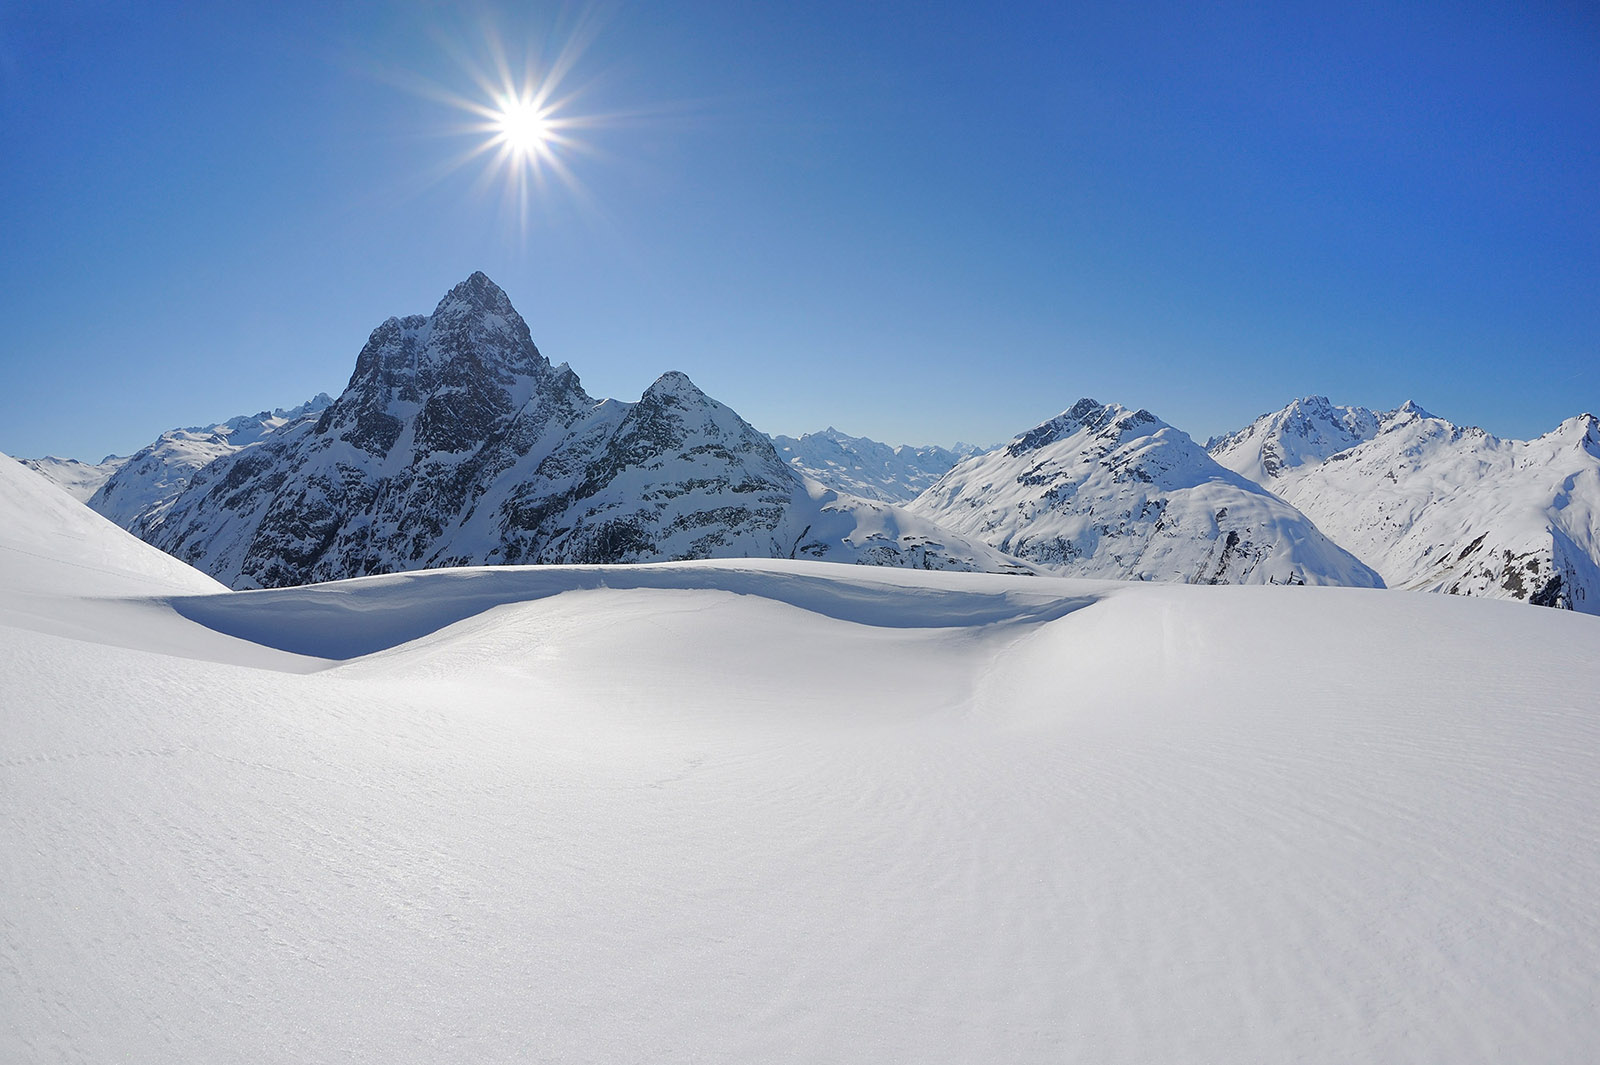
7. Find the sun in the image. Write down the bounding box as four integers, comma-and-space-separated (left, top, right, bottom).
492, 93, 554, 160
389, 19, 621, 232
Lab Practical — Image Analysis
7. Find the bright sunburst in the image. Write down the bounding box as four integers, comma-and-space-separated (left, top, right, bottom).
492, 93, 553, 160
394, 20, 607, 232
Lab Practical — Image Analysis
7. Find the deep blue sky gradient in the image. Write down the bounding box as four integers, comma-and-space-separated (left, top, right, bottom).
2, 0, 1596, 460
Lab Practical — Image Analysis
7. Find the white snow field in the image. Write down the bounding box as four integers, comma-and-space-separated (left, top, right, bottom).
5, 453, 1600, 1064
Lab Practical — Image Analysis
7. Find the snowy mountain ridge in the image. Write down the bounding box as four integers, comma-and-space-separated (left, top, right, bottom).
907, 397, 1382, 587
17, 276, 1595, 611
1209, 397, 1600, 612
86, 392, 334, 537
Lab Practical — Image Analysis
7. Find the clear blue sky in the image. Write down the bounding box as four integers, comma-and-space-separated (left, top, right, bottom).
3, 0, 1596, 461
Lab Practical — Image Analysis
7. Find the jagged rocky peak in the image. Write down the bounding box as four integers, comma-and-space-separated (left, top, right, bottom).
642, 369, 705, 401
1549, 411, 1600, 451
608, 370, 792, 482
320, 271, 579, 458
343, 271, 549, 396
1207, 396, 1385, 483
1392, 399, 1435, 419
1006, 398, 1159, 456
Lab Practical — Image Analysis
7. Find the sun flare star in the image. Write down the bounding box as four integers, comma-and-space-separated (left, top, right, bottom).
411, 27, 600, 231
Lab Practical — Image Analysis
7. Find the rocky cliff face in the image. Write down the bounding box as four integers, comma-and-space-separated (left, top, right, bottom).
907, 398, 1383, 587
146, 274, 1027, 588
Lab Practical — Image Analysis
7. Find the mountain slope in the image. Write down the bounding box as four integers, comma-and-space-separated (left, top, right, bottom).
908, 398, 1382, 586
146, 274, 1024, 587
0, 451, 223, 597
770, 427, 979, 502
6, 511, 1600, 1062
87, 393, 333, 535
1211, 398, 1600, 612
1206, 394, 1387, 484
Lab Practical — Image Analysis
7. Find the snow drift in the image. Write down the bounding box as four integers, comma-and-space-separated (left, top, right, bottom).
5, 445, 1600, 1063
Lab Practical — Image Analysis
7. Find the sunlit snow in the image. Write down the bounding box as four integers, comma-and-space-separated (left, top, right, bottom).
4, 452, 1599, 1062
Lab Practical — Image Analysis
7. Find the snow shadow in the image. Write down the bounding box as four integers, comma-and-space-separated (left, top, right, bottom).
169, 563, 1097, 661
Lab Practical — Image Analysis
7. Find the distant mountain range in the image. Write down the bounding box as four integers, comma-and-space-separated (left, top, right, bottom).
19, 273, 1599, 612
769, 429, 982, 503
906, 399, 1381, 588
19, 453, 129, 503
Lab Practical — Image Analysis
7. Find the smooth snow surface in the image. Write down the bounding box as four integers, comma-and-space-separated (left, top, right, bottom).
0, 452, 223, 597
6, 476, 1600, 1062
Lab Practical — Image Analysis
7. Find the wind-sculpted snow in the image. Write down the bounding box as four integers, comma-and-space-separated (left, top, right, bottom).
144, 274, 1025, 587
908, 398, 1382, 586
172, 559, 1087, 659
770, 427, 979, 502
7, 513, 1600, 1063
1211, 398, 1600, 612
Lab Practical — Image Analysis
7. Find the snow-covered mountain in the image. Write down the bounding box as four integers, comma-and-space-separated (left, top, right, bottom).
1210, 397, 1600, 613
907, 398, 1382, 587
1206, 394, 1389, 484
85, 393, 333, 535
18, 453, 129, 502
769, 428, 982, 502
145, 273, 1025, 588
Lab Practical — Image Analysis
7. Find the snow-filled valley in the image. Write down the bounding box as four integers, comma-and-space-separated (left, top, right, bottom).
5, 448, 1600, 1063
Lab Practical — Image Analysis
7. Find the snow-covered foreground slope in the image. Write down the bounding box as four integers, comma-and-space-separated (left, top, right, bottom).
1212, 397, 1600, 612
0, 452, 222, 597
909, 399, 1382, 587
7, 497, 1600, 1062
